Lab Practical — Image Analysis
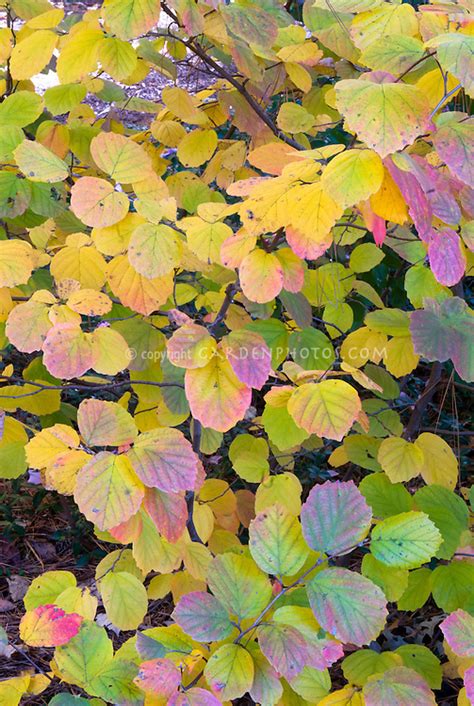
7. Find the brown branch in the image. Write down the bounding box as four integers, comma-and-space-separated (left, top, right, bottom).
160, 2, 305, 150
0, 376, 184, 400
208, 281, 239, 336
403, 362, 442, 440
396, 51, 436, 82
186, 420, 204, 544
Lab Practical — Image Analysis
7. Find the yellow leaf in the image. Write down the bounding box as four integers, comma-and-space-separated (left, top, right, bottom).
6, 299, 51, 353
67, 289, 112, 316
177, 129, 218, 168
128, 223, 182, 278
286, 62, 313, 93
92, 212, 145, 256
277, 102, 315, 133
286, 182, 343, 259
255, 472, 303, 515
26, 424, 79, 469
288, 380, 361, 441
370, 167, 408, 225
0, 28, 14, 63
204, 643, 255, 701
341, 327, 388, 368
98, 37, 137, 81
318, 686, 365, 705
383, 336, 419, 377
378, 437, 425, 483
91, 326, 132, 375
185, 353, 251, 433
74, 452, 144, 530
335, 76, 431, 158
44, 449, 90, 495
57, 27, 103, 83
50, 239, 107, 290
107, 254, 174, 315
416, 69, 461, 111
350, 4, 418, 52
182, 216, 232, 265
90, 132, 154, 184
321, 149, 384, 209
10, 29, 57, 80
239, 249, 283, 304
162, 86, 208, 126
103, 0, 162, 40
55, 585, 97, 621
0, 240, 34, 288
414, 432, 458, 490
14, 140, 69, 182
26, 8, 64, 29
100, 571, 147, 630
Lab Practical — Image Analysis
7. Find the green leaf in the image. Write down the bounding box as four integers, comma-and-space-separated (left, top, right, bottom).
370, 511, 442, 569
395, 645, 442, 690
54, 622, 113, 689
359, 473, 414, 519
289, 666, 331, 702
362, 554, 408, 602
307, 567, 387, 646
288, 327, 335, 371
24, 570, 76, 610
432, 560, 474, 612
99, 571, 147, 631
343, 649, 402, 686
204, 643, 255, 701
397, 568, 433, 611
365, 308, 411, 336
414, 485, 468, 560
249, 504, 309, 577
207, 553, 272, 622
350, 242, 385, 273
229, 434, 269, 483
0, 91, 44, 127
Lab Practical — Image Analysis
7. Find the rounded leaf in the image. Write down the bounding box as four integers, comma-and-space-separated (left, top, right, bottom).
363, 666, 437, 706
204, 644, 255, 701
74, 452, 144, 531
301, 480, 372, 555
249, 504, 309, 577
307, 568, 387, 646
288, 380, 361, 441
370, 511, 442, 569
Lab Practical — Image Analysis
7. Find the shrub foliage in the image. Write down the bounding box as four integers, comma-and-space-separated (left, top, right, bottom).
0, 0, 473, 704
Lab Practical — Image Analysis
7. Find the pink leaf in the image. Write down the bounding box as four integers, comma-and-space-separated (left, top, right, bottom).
411, 156, 461, 225
222, 330, 272, 389
465, 664, 474, 704
168, 688, 223, 706
428, 229, 466, 286
440, 609, 474, 658
301, 480, 372, 555
359, 202, 386, 246
257, 623, 309, 679
19, 604, 82, 647
127, 428, 198, 493
144, 488, 187, 543
386, 159, 432, 242
172, 592, 233, 642
134, 658, 181, 697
